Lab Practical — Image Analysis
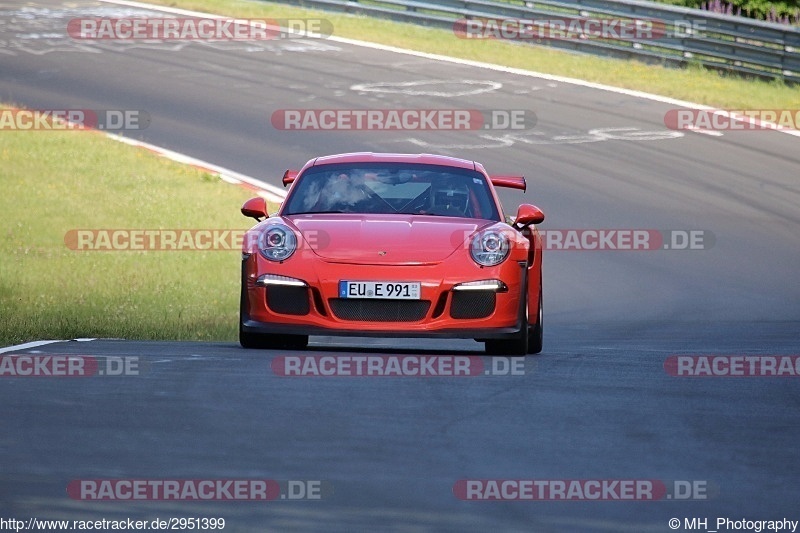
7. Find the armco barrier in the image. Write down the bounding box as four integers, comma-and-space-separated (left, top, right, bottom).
268, 0, 800, 83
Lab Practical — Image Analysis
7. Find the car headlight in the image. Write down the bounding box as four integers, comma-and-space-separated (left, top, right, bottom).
258, 224, 297, 261
470, 230, 510, 267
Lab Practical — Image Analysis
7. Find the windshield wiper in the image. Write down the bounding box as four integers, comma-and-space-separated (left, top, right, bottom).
406, 212, 464, 217
287, 210, 346, 215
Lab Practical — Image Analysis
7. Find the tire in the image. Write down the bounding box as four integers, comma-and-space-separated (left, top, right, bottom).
485, 296, 529, 356
239, 270, 309, 350
239, 325, 271, 349
281, 334, 309, 350
485, 331, 528, 356
485, 276, 542, 356
239, 322, 308, 350
528, 288, 543, 354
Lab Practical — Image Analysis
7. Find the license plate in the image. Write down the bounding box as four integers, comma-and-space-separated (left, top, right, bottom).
339, 281, 421, 300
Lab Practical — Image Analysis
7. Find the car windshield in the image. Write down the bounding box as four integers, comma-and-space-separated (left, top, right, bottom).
282, 163, 501, 220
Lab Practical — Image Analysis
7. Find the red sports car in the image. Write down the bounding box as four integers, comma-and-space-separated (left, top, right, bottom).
239, 153, 545, 355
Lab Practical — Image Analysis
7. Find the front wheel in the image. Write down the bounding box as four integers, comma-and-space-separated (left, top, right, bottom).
528, 289, 543, 354
239, 324, 308, 350
485, 330, 528, 356
484, 284, 542, 356
485, 297, 529, 356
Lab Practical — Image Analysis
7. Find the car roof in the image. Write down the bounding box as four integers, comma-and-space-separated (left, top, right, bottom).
306, 152, 478, 171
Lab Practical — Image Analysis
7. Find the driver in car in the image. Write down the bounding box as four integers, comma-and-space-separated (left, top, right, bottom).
428, 177, 470, 216
314, 172, 371, 211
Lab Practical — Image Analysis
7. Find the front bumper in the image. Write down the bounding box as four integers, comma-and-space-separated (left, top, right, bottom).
240, 249, 535, 340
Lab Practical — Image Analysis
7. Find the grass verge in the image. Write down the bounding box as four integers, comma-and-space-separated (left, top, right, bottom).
0, 121, 272, 346
149, 0, 800, 109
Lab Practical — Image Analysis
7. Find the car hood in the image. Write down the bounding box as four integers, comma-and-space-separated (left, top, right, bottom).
287, 214, 491, 264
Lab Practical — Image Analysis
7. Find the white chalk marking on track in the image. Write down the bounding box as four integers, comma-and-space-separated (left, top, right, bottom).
351, 80, 502, 97
686, 127, 726, 137
99, 0, 800, 139
405, 127, 684, 150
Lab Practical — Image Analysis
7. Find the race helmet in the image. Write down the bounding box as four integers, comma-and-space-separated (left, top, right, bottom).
430, 177, 469, 214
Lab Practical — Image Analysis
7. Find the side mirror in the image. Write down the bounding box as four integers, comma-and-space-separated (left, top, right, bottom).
514, 204, 545, 227
241, 197, 268, 221
282, 170, 298, 187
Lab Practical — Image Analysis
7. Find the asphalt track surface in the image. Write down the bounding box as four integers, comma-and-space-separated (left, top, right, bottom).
1, 0, 800, 530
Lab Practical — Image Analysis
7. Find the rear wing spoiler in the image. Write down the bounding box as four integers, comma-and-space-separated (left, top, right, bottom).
490, 175, 526, 192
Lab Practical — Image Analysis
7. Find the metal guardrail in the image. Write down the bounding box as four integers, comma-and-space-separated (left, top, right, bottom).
269, 0, 800, 83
